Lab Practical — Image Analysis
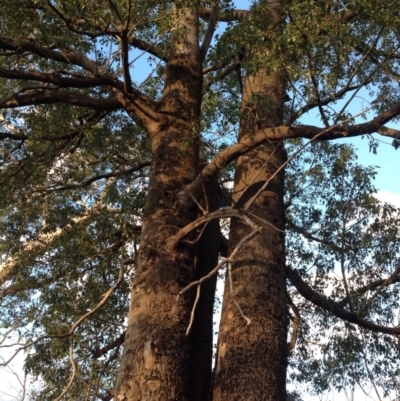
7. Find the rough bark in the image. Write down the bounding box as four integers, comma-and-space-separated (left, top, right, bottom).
114, 4, 210, 400
213, 62, 288, 401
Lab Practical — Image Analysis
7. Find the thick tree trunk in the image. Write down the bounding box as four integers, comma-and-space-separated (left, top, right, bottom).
114, 3, 218, 400
212, 70, 288, 400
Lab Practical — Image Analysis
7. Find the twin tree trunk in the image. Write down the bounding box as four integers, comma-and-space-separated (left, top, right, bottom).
115, 2, 288, 401
114, 6, 208, 400
213, 72, 288, 401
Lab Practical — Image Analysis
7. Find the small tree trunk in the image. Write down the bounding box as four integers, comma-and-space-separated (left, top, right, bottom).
189, 163, 220, 401
212, 71, 288, 400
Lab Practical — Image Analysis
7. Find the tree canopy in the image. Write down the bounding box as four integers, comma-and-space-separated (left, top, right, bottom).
1, 0, 400, 400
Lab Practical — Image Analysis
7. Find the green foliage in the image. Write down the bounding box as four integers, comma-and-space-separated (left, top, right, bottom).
286, 141, 400, 397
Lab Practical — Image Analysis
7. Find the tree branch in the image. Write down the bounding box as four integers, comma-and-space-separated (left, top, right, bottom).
0, 88, 122, 110
286, 82, 372, 125
119, 33, 132, 93
39, 160, 150, 192
0, 35, 112, 77
1, 259, 126, 367
287, 293, 301, 352
199, 7, 250, 22
91, 331, 126, 358
45, 0, 120, 38
0, 68, 120, 89
200, 1, 220, 61
128, 37, 169, 63
338, 275, 400, 308
286, 265, 400, 336
182, 102, 400, 207
286, 219, 345, 253
45, 1, 167, 66
0, 195, 119, 285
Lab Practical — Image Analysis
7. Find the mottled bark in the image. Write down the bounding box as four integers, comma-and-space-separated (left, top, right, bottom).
213, 71, 288, 401
114, 3, 210, 400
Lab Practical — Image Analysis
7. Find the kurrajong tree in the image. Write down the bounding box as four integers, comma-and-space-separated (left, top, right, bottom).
1, 0, 400, 400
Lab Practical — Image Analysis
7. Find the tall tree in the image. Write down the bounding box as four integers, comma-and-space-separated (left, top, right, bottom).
213, 1, 288, 399
1, 1, 400, 400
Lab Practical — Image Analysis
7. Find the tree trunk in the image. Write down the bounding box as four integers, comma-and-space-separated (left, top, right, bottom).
114, 4, 216, 400
212, 70, 288, 400
189, 172, 220, 401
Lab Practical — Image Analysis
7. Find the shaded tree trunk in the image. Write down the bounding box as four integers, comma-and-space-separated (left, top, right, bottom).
189, 168, 220, 401
213, 70, 288, 400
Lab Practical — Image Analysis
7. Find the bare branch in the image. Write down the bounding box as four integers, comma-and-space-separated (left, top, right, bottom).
179, 214, 260, 327
167, 208, 242, 250
185, 284, 201, 336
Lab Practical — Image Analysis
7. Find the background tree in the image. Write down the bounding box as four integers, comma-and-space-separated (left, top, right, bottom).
1, 0, 400, 400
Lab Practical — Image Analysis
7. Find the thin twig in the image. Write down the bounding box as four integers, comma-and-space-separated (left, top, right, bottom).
185, 285, 201, 336
179, 256, 228, 296
179, 214, 260, 326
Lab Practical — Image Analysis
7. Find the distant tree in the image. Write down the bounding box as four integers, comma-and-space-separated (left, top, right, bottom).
0, 1, 400, 400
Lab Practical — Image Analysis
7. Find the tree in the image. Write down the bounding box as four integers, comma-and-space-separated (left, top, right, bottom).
1, 0, 400, 400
